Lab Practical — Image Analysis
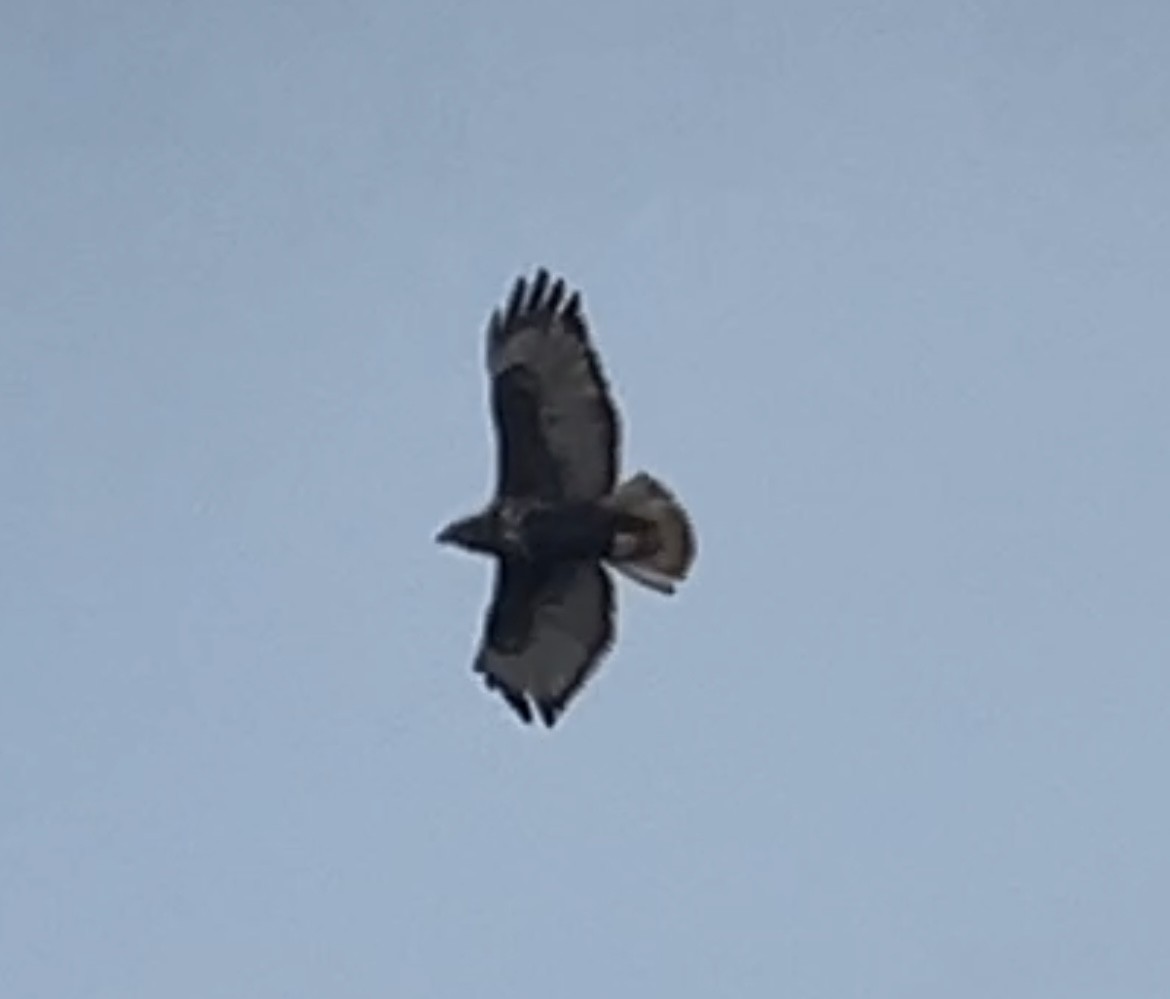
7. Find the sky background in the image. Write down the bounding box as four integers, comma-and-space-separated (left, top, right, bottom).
3, 0, 1169, 995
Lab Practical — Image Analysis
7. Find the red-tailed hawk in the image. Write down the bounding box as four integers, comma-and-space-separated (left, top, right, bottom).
437, 270, 696, 726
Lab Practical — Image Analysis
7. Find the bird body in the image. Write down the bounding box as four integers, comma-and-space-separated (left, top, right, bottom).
441, 499, 646, 563
437, 270, 695, 726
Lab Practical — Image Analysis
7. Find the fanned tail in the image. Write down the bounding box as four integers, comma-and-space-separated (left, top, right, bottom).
604, 472, 696, 595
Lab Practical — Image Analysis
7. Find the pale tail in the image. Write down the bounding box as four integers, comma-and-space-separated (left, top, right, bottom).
605, 472, 696, 595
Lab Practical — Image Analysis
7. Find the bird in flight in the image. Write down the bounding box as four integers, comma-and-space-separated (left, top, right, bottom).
437, 269, 696, 727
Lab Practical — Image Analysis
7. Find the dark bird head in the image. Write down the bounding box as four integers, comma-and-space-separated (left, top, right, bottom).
435, 510, 498, 556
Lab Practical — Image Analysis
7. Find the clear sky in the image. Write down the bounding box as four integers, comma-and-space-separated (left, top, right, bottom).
4, 1, 1169, 995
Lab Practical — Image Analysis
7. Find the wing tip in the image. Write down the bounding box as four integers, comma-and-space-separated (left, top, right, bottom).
475, 662, 581, 730
536, 699, 564, 728
480, 671, 535, 725
499, 267, 580, 327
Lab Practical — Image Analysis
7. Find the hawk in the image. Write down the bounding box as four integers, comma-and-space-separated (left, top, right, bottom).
437, 270, 696, 726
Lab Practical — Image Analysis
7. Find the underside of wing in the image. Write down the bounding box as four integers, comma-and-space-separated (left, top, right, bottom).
474, 560, 616, 727
487, 270, 621, 501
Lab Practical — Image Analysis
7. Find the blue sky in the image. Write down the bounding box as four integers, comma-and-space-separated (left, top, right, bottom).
3, 1, 1169, 995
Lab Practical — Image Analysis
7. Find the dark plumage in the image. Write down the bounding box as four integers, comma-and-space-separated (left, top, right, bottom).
437, 270, 696, 726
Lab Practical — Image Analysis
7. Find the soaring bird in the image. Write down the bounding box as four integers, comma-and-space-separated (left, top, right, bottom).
437, 269, 696, 727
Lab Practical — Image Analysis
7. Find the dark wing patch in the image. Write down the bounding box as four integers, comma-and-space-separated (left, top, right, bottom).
487, 270, 620, 501
474, 560, 616, 727
490, 366, 562, 501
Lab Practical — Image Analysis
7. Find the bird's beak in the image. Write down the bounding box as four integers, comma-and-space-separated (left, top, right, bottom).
436, 517, 469, 546
436, 513, 488, 552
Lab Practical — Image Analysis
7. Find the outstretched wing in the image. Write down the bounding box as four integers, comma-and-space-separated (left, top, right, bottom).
487, 270, 620, 501
474, 560, 616, 726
